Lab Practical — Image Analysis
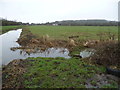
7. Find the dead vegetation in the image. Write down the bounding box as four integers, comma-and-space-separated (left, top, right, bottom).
16, 28, 83, 54
83, 40, 100, 48
97, 32, 117, 41
17, 28, 119, 66
91, 41, 120, 68
16, 28, 118, 60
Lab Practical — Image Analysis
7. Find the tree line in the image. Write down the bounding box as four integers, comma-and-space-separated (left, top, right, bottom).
50, 20, 118, 26
0, 19, 29, 26
0, 18, 119, 26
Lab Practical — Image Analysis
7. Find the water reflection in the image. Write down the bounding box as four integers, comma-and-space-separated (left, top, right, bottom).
80, 49, 95, 58
18, 48, 70, 58
0, 29, 70, 65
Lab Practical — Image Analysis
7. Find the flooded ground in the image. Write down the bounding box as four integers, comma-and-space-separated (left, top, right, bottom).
0, 29, 70, 65
0, 29, 96, 65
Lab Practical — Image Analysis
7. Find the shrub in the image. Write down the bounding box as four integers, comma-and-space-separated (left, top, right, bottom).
91, 41, 119, 68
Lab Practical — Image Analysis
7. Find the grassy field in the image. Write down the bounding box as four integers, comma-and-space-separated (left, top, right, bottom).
4, 57, 118, 88
1, 25, 118, 40
2, 25, 119, 88
2, 26, 22, 30
0, 26, 23, 34
23, 57, 107, 88
28, 25, 118, 40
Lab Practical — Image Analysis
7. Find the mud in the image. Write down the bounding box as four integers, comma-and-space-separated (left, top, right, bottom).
2, 59, 30, 88
85, 74, 120, 88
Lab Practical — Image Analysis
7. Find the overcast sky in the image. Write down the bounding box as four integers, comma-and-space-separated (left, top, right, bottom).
0, 0, 119, 23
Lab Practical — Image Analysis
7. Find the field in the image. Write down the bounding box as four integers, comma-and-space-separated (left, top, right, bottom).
28, 25, 118, 40
1, 25, 118, 40
2, 25, 119, 88
1, 26, 23, 34
2, 26, 22, 30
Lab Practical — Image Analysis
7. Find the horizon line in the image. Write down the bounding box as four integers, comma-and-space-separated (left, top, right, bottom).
0, 17, 118, 24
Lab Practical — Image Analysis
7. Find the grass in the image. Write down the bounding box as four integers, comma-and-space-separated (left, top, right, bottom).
28, 25, 118, 40
69, 45, 86, 56
23, 57, 106, 88
101, 83, 118, 88
0, 25, 23, 34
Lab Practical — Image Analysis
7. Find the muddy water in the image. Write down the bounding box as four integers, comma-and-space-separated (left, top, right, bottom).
0, 29, 70, 65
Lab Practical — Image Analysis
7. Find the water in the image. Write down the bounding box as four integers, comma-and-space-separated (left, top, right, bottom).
80, 49, 95, 58
0, 29, 70, 65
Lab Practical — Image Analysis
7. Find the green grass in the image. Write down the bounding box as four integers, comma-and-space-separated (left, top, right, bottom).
23, 57, 105, 88
2, 26, 22, 30
0, 26, 23, 34
28, 25, 118, 40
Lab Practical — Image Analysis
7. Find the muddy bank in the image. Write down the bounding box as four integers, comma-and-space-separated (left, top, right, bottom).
17, 28, 87, 50
86, 74, 119, 88
17, 33, 77, 51
2, 59, 30, 88
16, 28, 101, 55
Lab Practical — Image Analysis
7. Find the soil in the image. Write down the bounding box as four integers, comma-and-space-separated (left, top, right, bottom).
86, 74, 120, 88
2, 59, 30, 88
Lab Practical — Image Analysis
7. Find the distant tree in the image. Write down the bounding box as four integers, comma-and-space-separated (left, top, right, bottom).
1, 18, 29, 26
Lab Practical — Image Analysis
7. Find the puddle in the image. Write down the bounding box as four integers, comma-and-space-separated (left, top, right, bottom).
18, 47, 70, 59
0, 29, 70, 65
80, 49, 95, 58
